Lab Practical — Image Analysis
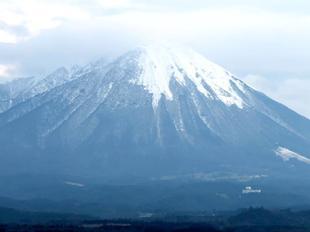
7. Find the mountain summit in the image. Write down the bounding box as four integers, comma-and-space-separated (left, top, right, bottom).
0, 45, 309, 180
130, 45, 246, 109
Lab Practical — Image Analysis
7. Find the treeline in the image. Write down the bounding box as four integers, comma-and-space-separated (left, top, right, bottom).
1, 207, 310, 231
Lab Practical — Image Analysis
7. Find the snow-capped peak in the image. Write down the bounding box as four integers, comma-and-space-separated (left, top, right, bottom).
130, 45, 247, 109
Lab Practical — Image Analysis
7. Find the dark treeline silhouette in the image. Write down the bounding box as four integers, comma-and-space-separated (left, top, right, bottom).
1, 207, 310, 231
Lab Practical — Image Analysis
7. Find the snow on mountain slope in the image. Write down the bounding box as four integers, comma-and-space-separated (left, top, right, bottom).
0, 65, 89, 113
275, 147, 310, 164
131, 45, 247, 109
127, 45, 309, 142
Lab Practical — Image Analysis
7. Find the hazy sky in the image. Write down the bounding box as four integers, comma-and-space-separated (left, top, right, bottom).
0, 0, 309, 118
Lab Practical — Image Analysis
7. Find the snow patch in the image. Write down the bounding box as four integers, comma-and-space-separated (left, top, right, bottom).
64, 181, 85, 187
275, 147, 310, 164
135, 45, 247, 109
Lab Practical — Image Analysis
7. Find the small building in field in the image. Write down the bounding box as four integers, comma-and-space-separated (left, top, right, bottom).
242, 186, 262, 194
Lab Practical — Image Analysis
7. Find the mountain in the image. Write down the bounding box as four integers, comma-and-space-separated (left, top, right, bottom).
0, 66, 84, 113
0, 45, 309, 181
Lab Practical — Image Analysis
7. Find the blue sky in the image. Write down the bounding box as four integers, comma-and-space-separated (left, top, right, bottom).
0, 0, 309, 118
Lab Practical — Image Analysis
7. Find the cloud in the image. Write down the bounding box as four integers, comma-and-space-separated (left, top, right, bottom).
0, 30, 19, 44
0, 0, 90, 43
1, 3, 310, 75
0, 64, 16, 83
98, 0, 135, 9
242, 74, 310, 119
99, 7, 310, 41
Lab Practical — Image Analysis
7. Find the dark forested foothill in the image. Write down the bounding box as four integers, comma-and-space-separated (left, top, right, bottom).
1, 207, 310, 232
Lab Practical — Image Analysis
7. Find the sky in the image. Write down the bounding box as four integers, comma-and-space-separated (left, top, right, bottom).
0, 0, 309, 118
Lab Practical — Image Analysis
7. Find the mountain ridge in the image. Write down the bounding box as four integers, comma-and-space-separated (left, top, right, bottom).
0, 45, 309, 180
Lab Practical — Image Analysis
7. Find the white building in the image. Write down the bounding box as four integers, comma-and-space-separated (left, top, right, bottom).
242, 186, 262, 194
